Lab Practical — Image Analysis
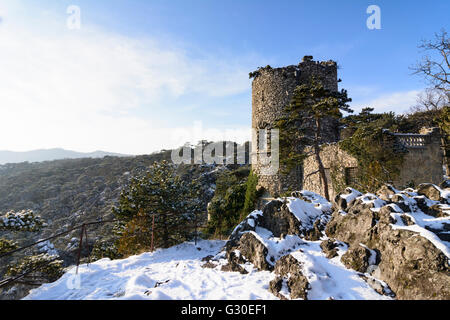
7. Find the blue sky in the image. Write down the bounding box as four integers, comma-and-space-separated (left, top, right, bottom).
0, 0, 448, 154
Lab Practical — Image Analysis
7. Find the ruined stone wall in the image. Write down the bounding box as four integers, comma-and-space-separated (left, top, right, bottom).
394, 127, 443, 187
251, 56, 339, 196
303, 144, 358, 200
303, 128, 444, 199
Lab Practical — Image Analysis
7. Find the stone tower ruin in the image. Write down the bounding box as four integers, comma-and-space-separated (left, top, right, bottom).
251, 56, 340, 196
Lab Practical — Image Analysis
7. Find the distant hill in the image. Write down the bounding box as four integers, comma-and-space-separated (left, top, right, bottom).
0, 142, 250, 299
0, 148, 129, 164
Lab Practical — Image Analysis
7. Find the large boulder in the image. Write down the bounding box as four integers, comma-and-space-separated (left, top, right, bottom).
269, 254, 310, 300
376, 184, 398, 201
377, 229, 449, 300
259, 200, 302, 237
226, 232, 272, 271
417, 183, 442, 202
320, 239, 339, 259
340, 245, 375, 273
326, 201, 379, 245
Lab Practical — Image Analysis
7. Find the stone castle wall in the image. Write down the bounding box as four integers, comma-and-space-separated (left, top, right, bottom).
303, 144, 358, 200
303, 128, 444, 199
251, 56, 339, 196
394, 127, 443, 187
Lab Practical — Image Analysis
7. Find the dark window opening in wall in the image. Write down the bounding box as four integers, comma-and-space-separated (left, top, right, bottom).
345, 167, 358, 186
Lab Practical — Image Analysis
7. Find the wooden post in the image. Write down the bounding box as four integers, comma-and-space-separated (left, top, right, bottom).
151, 214, 155, 252
84, 225, 91, 265
194, 221, 198, 246
76, 224, 85, 274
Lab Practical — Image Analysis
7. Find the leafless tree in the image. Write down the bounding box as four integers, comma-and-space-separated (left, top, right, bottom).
411, 29, 449, 94
409, 88, 449, 113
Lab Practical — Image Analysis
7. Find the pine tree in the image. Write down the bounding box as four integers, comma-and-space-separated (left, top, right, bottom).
0, 209, 45, 232
205, 167, 249, 237
6, 254, 63, 284
0, 210, 63, 287
0, 239, 18, 256
277, 78, 352, 200
340, 109, 409, 191
240, 170, 262, 221
114, 160, 204, 254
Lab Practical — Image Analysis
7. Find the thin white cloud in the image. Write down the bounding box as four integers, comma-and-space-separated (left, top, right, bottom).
350, 90, 422, 114
346, 85, 380, 98
0, 3, 256, 154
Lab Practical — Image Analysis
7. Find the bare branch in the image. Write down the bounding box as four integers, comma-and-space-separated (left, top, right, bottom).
411, 29, 450, 93
302, 170, 320, 183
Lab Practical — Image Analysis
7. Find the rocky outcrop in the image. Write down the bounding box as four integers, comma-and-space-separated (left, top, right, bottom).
226, 232, 272, 271
417, 183, 445, 202
326, 185, 450, 300
269, 254, 310, 300
259, 200, 302, 238
221, 185, 449, 300
340, 245, 375, 273
224, 192, 332, 275
320, 239, 339, 259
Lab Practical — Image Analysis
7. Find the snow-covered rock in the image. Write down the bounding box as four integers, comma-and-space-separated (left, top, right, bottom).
222, 190, 392, 300
326, 184, 450, 300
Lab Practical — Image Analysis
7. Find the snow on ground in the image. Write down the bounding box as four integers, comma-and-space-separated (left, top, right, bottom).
25, 240, 277, 300
290, 242, 389, 300
24, 237, 390, 300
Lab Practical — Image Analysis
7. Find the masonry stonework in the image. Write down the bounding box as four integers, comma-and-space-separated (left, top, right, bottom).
251, 56, 339, 196
303, 128, 444, 199
394, 127, 443, 187
303, 144, 358, 200
251, 57, 445, 200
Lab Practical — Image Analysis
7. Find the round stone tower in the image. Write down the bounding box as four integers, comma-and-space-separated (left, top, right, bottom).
251, 56, 339, 196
